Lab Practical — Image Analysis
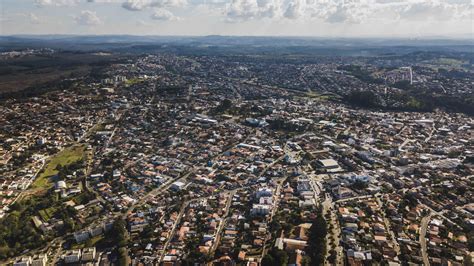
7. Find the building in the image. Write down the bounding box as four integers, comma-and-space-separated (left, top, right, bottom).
31, 254, 48, 266
251, 204, 270, 216
275, 238, 308, 251
13, 256, 32, 266
171, 181, 186, 191
256, 187, 272, 199
74, 230, 90, 243
317, 159, 343, 173
63, 250, 81, 264
82, 247, 96, 262
89, 226, 103, 237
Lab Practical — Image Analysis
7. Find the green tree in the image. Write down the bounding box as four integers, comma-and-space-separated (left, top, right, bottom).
261, 254, 275, 266
306, 207, 327, 265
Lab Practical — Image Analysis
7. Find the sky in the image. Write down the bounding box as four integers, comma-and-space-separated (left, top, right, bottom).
0, 0, 473, 37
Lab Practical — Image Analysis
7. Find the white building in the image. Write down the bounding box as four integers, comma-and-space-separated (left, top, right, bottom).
31, 254, 47, 266
256, 187, 272, 199
63, 250, 81, 264
171, 181, 186, 191
251, 204, 270, 216
81, 247, 96, 262
13, 257, 31, 266
74, 230, 90, 243
259, 196, 273, 205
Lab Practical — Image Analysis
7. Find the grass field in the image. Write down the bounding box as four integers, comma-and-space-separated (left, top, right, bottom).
38, 206, 57, 221
71, 235, 104, 249
423, 58, 467, 70
293, 91, 334, 101
32, 145, 86, 190
125, 77, 144, 86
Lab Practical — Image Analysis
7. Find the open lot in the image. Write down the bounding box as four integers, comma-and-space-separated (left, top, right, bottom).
32, 144, 86, 190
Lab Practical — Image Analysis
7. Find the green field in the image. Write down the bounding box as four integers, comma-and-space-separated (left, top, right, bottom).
125, 77, 144, 86
32, 145, 86, 190
293, 91, 335, 101
71, 235, 104, 249
38, 206, 57, 221
423, 58, 467, 70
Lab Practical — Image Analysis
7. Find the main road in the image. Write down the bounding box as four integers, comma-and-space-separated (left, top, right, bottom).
420, 213, 432, 266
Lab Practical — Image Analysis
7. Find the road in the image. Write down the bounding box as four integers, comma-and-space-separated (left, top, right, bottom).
398, 138, 413, 152
420, 213, 432, 266
209, 191, 235, 255
375, 196, 400, 257
322, 193, 343, 266
419, 203, 462, 230
121, 169, 194, 220
335, 195, 373, 203
158, 201, 188, 263
259, 179, 284, 259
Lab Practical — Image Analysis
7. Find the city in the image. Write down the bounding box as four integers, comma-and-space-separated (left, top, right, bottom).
0, 42, 472, 265
0, 0, 473, 264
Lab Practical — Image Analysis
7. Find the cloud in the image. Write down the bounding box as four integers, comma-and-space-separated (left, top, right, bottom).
397, 1, 470, 21
122, 0, 149, 10
34, 0, 80, 6
28, 13, 41, 24
226, 0, 281, 21
136, 19, 151, 25
305, 0, 372, 24
36, 0, 121, 4
87, 0, 123, 2
121, 0, 186, 11
74, 10, 103, 25
151, 8, 178, 20
283, 0, 304, 19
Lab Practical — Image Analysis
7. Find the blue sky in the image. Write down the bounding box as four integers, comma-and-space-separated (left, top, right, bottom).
0, 0, 472, 37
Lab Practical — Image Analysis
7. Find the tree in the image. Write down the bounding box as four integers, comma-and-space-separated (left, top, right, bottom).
118, 247, 129, 266
306, 207, 327, 265
214, 99, 233, 113
106, 219, 128, 247
345, 90, 380, 108
261, 254, 275, 266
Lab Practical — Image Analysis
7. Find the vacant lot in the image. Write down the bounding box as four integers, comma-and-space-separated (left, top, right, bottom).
32, 145, 86, 190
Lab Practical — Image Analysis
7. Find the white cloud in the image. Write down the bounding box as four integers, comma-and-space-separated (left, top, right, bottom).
397, 1, 469, 21
151, 8, 178, 20
34, 0, 81, 6
136, 19, 151, 25
36, 0, 121, 4
121, 0, 186, 11
28, 13, 41, 24
74, 10, 103, 25
121, 0, 149, 10
305, 0, 372, 23
283, 0, 304, 19
303, 0, 472, 24
226, 0, 282, 21
87, 0, 123, 2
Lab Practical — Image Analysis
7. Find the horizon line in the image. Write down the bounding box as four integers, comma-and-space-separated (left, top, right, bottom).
2, 34, 474, 41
